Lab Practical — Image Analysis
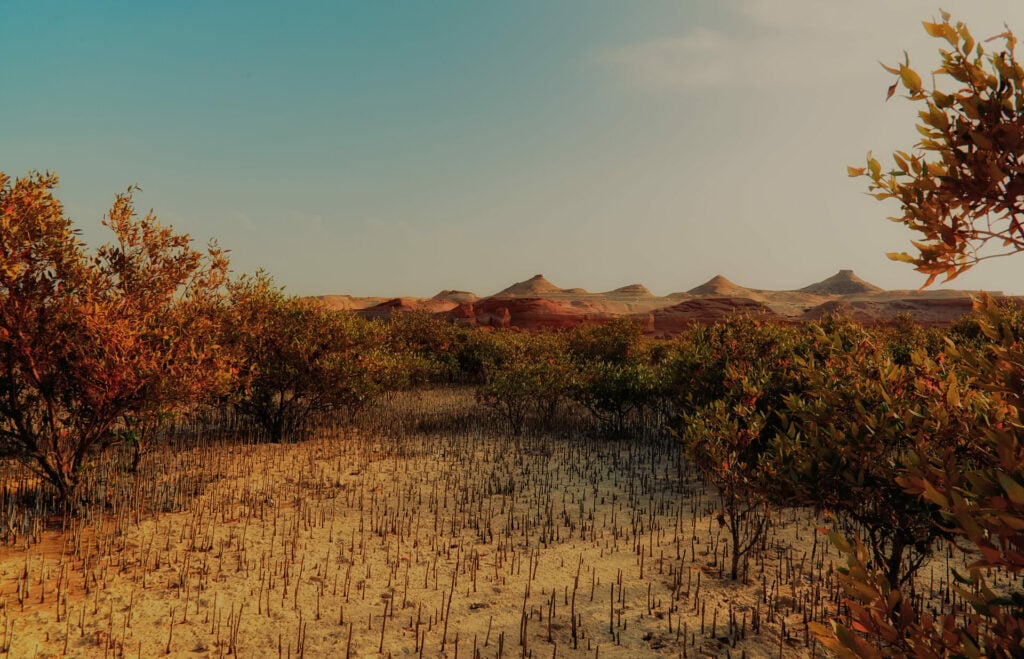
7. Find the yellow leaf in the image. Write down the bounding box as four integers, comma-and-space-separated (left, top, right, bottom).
997, 472, 1024, 505
946, 380, 960, 407
886, 252, 916, 264
928, 106, 949, 129
961, 29, 975, 56
847, 166, 866, 177
900, 65, 923, 91
922, 21, 945, 38
942, 24, 958, 46
828, 531, 852, 554
807, 621, 831, 639
920, 479, 949, 508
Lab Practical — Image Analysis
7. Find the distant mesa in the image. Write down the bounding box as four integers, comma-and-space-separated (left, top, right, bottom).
644, 297, 779, 335
310, 294, 358, 311
606, 284, 653, 297
432, 289, 477, 303
687, 275, 751, 297
311, 294, 386, 311
800, 297, 974, 326
356, 297, 457, 320
309, 268, 1012, 334
495, 274, 564, 297
799, 270, 883, 295
473, 296, 611, 330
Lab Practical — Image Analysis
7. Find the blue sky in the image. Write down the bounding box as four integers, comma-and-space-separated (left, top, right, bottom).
4, 1, 1024, 296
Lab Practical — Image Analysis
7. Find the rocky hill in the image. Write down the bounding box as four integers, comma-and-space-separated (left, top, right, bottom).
312, 271, 1008, 335
799, 269, 884, 295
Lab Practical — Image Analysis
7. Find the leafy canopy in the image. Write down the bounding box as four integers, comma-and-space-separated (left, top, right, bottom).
0, 171, 229, 502
850, 11, 1024, 286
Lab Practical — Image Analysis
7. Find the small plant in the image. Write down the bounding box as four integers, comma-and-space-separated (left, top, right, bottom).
567, 319, 665, 435
222, 272, 396, 440
673, 317, 805, 580
477, 331, 572, 435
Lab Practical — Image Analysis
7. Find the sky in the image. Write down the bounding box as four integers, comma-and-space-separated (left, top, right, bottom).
3, 1, 1024, 297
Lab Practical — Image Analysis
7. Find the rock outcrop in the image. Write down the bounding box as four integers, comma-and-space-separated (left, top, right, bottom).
800, 297, 974, 326
432, 290, 477, 304
606, 284, 654, 297
687, 275, 753, 297
799, 270, 883, 295
311, 271, 1011, 335
643, 298, 780, 336
356, 297, 457, 320
473, 297, 614, 331
495, 274, 564, 297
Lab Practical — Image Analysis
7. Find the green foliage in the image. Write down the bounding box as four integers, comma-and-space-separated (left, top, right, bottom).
455, 329, 504, 384
477, 331, 572, 435
851, 12, 1024, 285
770, 329, 969, 587
222, 273, 392, 441
473, 319, 671, 438
567, 317, 646, 366
567, 319, 665, 435
672, 317, 806, 579
381, 312, 470, 385
879, 313, 944, 364
570, 359, 665, 436
817, 304, 1024, 656
669, 317, 806, 415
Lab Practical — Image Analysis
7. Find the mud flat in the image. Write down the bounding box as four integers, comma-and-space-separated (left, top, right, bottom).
0, 388, 959, 658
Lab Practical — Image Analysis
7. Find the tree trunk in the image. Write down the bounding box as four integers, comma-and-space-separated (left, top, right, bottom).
884, 537, 908, 588
730, 521, 741, 580
270, 415, 284, 443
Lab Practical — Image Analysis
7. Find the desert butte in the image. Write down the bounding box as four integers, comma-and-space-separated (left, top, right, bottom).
311, 271, 1013, 334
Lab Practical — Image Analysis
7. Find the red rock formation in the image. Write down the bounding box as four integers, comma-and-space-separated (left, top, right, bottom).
440, 302, 478, 327
356, 297, 457, 320
800, 298, 974, 326
643, 297, 781, 336
687, 275, 758, 298
474, 297, 614, 331
494, 274, 564, 297
432, 290, 477, 304
309, 273, 1020, 335
799, 270, 883, 295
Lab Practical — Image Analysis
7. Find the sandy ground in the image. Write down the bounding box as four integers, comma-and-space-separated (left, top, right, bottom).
0, 391, 859, 658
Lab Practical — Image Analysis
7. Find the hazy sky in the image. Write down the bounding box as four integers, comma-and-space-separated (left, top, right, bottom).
4, 1, 1024, 296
